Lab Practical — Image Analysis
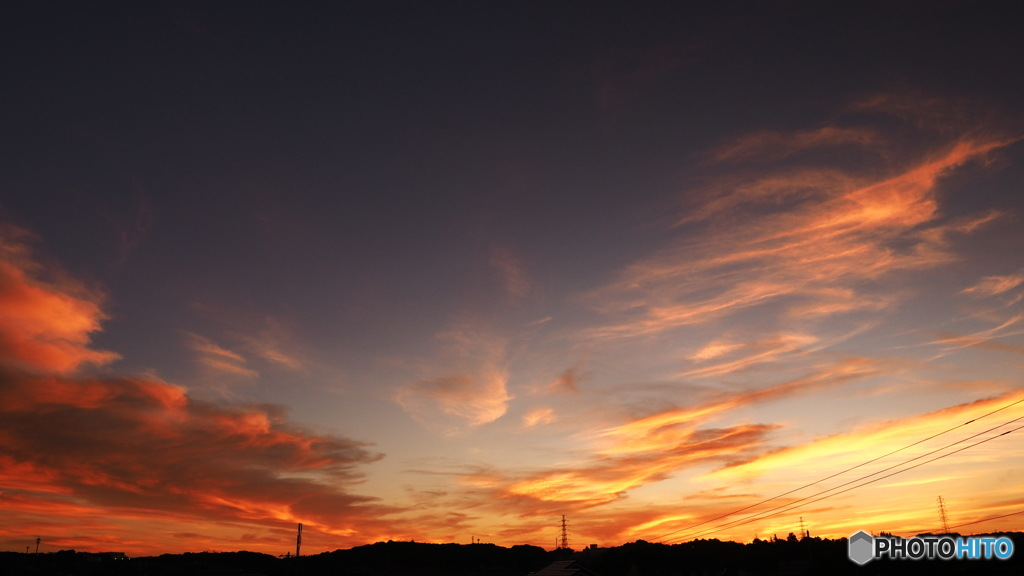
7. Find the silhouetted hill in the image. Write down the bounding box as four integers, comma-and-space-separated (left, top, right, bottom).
2, 533, 1021, 576
304, 541, 550, 575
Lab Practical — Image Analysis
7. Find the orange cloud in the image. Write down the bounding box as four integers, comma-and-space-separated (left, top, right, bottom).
425, 359, 880, 531
398, 372, 512, 429
587, 114, 1015, 340
506, 424, 775, 506
0, 223, 411, 554
392, 99, 1024, 548
0, 225, 119, 374
522, 407, 556, 427
395, 327, 516, 430
395, 325, 512, 431
682, 390, 1024, 540
0, 370, 404, 554
598, 358, 881, 455
962, 269, 1024, 297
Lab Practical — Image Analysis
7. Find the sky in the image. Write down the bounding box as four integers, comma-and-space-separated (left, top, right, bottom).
2, 0, 1024, 557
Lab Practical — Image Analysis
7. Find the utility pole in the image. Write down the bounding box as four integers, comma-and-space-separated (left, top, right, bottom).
937, 496, 950, 533
35, 537, 40, 554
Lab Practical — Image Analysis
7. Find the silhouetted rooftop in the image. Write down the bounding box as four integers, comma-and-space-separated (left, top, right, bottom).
531, 559, 604, 576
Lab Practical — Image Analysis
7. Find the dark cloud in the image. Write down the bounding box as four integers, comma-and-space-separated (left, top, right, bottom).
0, 227, 400, 553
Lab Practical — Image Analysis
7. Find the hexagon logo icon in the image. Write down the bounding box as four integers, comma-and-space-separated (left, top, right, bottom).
848, 531, 874, 565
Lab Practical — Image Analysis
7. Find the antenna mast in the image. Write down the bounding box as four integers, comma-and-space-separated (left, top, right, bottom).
296, 523, 302, 557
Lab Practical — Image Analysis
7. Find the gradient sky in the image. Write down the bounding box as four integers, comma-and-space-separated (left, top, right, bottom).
3, 1, 1024, 557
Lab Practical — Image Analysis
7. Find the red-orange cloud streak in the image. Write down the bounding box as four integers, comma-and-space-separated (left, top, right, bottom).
0, 225, 119, 374
0, 226, 407, 554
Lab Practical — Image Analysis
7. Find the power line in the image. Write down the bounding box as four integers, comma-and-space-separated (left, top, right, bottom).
902, 508, 1024, 535
668, 420, 1024, 543
948, 509, 1024, 531
666, 421, 1024, 543
649, 396, 1024, 543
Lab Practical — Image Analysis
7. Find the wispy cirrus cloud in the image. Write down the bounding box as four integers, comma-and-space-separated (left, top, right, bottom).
503, 424, 775, 508
684, 333, 819, 378
934, 335, 1024, 356
241, 327, 306, 370
548, 361, 587, 394
413, 97, 1024, 547
489, 245, 531, 299
184, 301, 313, 374
962, 269, 1024, 297
586, 100, 1017, 341
395, 325, 513, 432
593, 358, 882, 457
187, 332, 259, 378
398, 373, 511, 429
929, 314, 1024, 356
710, 126, 878, 163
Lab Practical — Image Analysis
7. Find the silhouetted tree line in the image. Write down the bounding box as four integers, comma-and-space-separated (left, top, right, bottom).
2, 532, 1021, 576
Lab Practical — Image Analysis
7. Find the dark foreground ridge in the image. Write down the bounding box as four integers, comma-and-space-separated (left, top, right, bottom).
2, 533, 1022, 575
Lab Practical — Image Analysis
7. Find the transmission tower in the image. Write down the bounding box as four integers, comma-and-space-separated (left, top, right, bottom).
799, 517, 806, 539
295, 523, 302, 557
937, 496, 950, 533
559, 515, 569, 550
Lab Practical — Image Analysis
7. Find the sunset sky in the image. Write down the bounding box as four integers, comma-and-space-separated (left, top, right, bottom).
3, 1, 1024, 557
